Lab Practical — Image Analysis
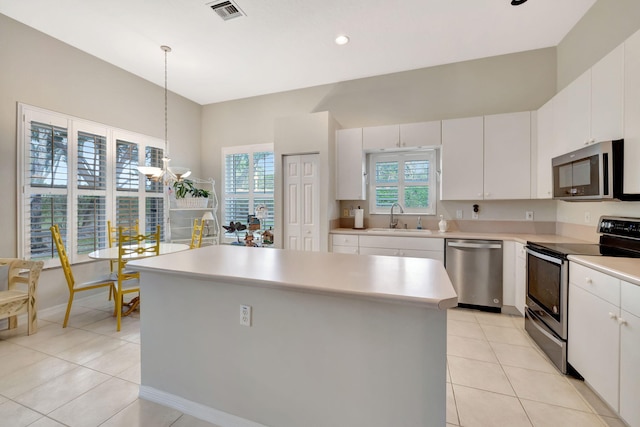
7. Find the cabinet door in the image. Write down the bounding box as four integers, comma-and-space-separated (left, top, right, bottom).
592, 44, 624, 142
441, 117, 484, 200
336, 128, 366, 200
554, 70, 591, 155
568, 283, 620, 410
624, 29, 640, 194
363, 125, 399, 151
400, 121, 441, 148
484, 112, 531, 199
535, 99, 554, 199
514, 243, 526, 316
620, 309, 640, 427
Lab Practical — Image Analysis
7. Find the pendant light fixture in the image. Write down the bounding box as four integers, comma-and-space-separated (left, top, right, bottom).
138, 45, 191, 182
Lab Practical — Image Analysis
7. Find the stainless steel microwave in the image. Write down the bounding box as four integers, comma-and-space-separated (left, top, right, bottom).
552, 140, 622, 201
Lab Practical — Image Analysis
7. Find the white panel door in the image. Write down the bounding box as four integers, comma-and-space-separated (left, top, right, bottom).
284, 154, 320, 251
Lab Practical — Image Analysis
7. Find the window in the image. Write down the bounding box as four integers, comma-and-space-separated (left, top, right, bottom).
368, 150, 437, 215
222, 144, 274, 238
18, 104, 166, 267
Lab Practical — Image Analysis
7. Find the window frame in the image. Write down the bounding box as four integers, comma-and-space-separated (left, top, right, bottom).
17, 103, 167, 268
367, 150, 437, 215
221, 143, 274, 243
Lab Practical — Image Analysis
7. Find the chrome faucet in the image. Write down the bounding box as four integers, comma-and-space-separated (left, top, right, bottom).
389, 202, 404, 228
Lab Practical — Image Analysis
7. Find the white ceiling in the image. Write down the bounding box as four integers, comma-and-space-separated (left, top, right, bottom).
0, 0, 596, 105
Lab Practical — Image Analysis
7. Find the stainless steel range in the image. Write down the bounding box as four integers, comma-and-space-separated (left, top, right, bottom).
525, 216, 640, 374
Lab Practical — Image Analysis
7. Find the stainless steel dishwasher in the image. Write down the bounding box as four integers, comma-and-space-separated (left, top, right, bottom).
445, 239, 503, 311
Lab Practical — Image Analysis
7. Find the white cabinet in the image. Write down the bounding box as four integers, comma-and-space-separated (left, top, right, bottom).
553, 69, 591, 155
331, 234, 359, 254
358, 236, 444, 262
624, 29, 640, 194
620, 281, 640, 427
484, 112, 531, 199
336, 128, 366, 200
535, 98, 554, 199
514, 242, 526, 316
591, 44, 624, 142
363, 121, 441, 151
568, 262, 640, 427
441, 113, 531, 201
441, 116, 484, 200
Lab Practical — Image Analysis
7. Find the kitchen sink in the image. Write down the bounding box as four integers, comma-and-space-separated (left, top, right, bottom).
366, 228, 432, 233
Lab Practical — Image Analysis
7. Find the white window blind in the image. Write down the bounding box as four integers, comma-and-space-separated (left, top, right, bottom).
18, 104, 166, 267
368, 150, 437, 215
222, 144, 274, 236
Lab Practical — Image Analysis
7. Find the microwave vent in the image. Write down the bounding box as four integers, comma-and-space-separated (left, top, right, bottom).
206, 0, 245, 21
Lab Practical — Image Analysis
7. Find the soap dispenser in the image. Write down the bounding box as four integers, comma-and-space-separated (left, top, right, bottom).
438, 215, 448, 233
416, 216, 422, 230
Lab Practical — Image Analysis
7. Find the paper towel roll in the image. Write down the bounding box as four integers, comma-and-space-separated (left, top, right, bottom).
354, 209, 364, 229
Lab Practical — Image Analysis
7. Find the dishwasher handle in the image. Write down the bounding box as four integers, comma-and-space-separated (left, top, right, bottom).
447, 241, 502, 250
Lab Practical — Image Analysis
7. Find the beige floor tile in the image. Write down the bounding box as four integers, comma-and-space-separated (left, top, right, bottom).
490, 342, 559, 374
600, 415, 627, 427
26, 417, 67, 427
447, 319, 486, 340
504, 366, 592, 412
0, 399, 43, 426
48, 377, 139, 426
447, 308, 479, 323
447, 335, 498, 363
63, 308, 114, 328
0, 340, 24, 357
100, 399, 182, 427
453, 384, 532, 427
25, 328, 100, 356
84, 342, 140, 376
3, 321, 69, 348
116, 362, 141, 384
14, 366, 110, 414
511, 315, 526, 329
448, 355, 515, 396
55, 335, 126, 365
0, 346, 49, 378
75, 292, 116, 312
567, 377, 618, 417
475, 311, 518, 328
521, 399, 606, 427
39, 304, 92, 324
446, 382, 459, 425
481, 324, 532, 346
0, 355, 76, 398
171, 414, 223, 427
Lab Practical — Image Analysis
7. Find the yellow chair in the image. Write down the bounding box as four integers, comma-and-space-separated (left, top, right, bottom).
106, 220, 138, 300
115, 225, 160, 331
50, 224, 116, 328
190, 219, 205, 249
0, 258, 43, 335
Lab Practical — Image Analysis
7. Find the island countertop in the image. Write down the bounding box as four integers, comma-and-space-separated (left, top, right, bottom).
128, 244, 458, 310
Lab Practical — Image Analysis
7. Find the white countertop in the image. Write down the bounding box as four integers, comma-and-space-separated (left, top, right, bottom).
331, 227, 591, 245
127, 245, 458, 310
568, 255, 640, 286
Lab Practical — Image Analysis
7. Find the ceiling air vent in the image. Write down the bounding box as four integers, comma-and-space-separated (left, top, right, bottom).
207, 0, 246, 21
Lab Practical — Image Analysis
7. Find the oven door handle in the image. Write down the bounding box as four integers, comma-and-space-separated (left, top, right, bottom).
526, 248, 564, 265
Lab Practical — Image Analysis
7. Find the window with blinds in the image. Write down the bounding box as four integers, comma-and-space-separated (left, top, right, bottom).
368, 150, 437, 215
222, 144, 274, 236
18, 104, 166, 266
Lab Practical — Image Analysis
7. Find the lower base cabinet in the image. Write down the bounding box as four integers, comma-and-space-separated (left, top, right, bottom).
620, 283, 640, 427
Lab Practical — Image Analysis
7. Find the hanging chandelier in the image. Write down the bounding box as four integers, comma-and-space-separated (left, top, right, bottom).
138, 45, 191, 182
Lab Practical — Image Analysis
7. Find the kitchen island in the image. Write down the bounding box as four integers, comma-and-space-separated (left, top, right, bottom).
128, 245, 457, 427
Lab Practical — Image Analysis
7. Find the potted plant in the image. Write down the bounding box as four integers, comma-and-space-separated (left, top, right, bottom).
173, 180, 211, 208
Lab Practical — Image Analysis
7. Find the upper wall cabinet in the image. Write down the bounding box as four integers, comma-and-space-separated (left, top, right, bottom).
336, 128, 366, 200
363, 121, 441, 151
484, 111, 531, 200
535, 98, 554, 199
553, 69, 591, 156
624, 29, 640, 194
592, 44, 624, 142
441, 116, 484, 200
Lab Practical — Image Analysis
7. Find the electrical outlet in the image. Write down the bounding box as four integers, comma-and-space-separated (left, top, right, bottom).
240, 304, 252, 327
343, 208, 349, 217
456, 210, 463, 219
584, 211, 591, 223
472, 211, 479, 220
526, 211, 534, 221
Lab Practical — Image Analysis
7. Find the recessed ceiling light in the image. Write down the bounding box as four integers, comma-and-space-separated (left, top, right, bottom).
335, 35, 350, 46
511, 0, 528, 5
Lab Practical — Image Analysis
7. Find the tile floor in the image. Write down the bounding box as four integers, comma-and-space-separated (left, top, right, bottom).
0, 294, 627, 427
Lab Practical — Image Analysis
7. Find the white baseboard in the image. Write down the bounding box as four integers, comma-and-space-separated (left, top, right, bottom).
139, 386, 269, 427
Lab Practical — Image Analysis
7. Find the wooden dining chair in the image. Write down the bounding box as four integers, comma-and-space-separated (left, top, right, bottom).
106, 220, 139, 300
115, 225, 160, 331
50, 224, 116, 328
0, 258, 43, 335
190, 219, 205, 249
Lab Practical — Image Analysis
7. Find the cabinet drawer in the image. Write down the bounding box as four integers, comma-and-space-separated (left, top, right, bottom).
570, 263, 620, 305
332, 234, 359, 247
332, 245, 359, 255
359, 236, 444, 251
359, 247, 444, 262
622, 281, 640, 317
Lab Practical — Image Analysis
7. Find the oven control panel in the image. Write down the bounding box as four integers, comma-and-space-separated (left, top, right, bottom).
598, 216, 640, 239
